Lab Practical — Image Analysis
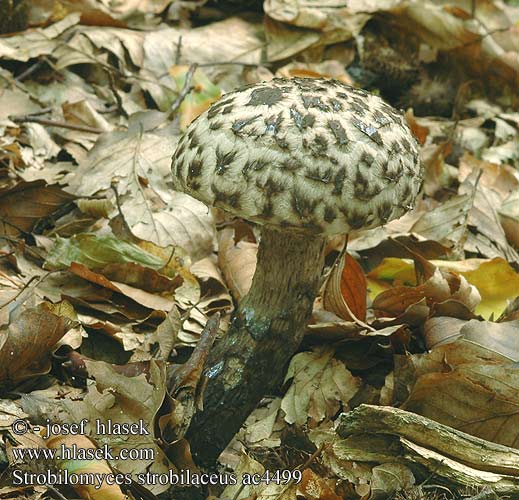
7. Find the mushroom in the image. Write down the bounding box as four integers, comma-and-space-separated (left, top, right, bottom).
171, 77, 423, 466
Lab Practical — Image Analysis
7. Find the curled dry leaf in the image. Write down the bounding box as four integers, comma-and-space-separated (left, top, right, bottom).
0, 87, 41, 121
398, 2, 518, 88
150, 193, 217, 262
222, 452, 264, 500
372, 267, 481, 320
153, 305, 181, 361
241, 398, 283, 449
402, 364, 519, 448
0, 304, 73, 390
276, 60, 355, 85
69, 262, 175, 314
423, 316, 468, 348
323, 252, 367, 323
404, 109, 429, 145
101, 262, 182, 294
0, 13, 80, 61
499, 190, 519, 249
460, 169, 519, 264
410, 193, 474, 251
369, 256, 519, 319
256, 482, 298, 500
458, 153, 519, 200
264, 15, 320, 62
217, 227, 257, 302
65, 128, 216, 260
370, 463, 415, 500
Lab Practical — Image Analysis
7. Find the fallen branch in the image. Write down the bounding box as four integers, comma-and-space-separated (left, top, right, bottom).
335, 405, 519, 495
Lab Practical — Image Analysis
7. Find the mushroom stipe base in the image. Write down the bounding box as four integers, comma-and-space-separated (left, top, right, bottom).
185, 228, 326, 466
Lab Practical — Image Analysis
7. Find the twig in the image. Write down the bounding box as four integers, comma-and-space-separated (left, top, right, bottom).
0, 218, 34, 244
45, 484, 70, 500
105, 69, 126, 117
110, 183, 134, 239
168, 63, 198, 120
175, 36, 183, 65
197, 61, 268, 68
16, 107, 53, 117
0, 234, 45, 263
297, 443, 324, 471
0, 275, 40, 313
9, 116, 104, 134
15, 60, 45, 82
231, 482, 249, 500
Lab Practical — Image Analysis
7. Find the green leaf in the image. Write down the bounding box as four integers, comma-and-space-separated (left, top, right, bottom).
45, 234, 164, 271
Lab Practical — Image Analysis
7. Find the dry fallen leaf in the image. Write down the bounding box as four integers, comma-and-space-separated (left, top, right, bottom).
0, 1, 518, 497
61, 358, 173, 494
0, 181, 75, 238
0, 304, 73, 390
323, 252, 368, 323
297, 468, 342, 500
218, 227, 257, 302
281, 348, 360, 426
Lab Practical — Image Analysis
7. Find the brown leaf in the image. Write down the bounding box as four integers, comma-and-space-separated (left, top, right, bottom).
461, 320, 519, 361
460, 169, 519, 264
62, 358, 172, 489
69, 261, 121, 293
422, 140, 452, 196
69, 262, 175, 313
404, 109, 429, 145
371, 251, 481, 320
423, 316, 468, 348
297, 469, 342, 500
458, 153, 519, 201
281, 348, 360, 426
0, 181, 75, 237
402, 364, 519, 448
218, 227, 257, 302
46, 434, 127, 500
0, 305, 73, 390
388, 339, 519, 448
102, 262, 182, 294
372, 286, 426, 319
323, 253, 367, 322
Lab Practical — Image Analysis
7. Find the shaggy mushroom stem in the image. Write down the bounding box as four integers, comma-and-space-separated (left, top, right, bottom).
186, 227, 326, 466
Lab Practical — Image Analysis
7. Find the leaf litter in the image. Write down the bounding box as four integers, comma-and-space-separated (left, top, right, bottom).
0, 0, 518, 499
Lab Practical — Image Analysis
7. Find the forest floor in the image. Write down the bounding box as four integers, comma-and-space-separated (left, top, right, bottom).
0, 1, 519, 499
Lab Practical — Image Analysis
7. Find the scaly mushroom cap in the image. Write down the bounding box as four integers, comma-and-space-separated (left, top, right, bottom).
171, 77, 422, 234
